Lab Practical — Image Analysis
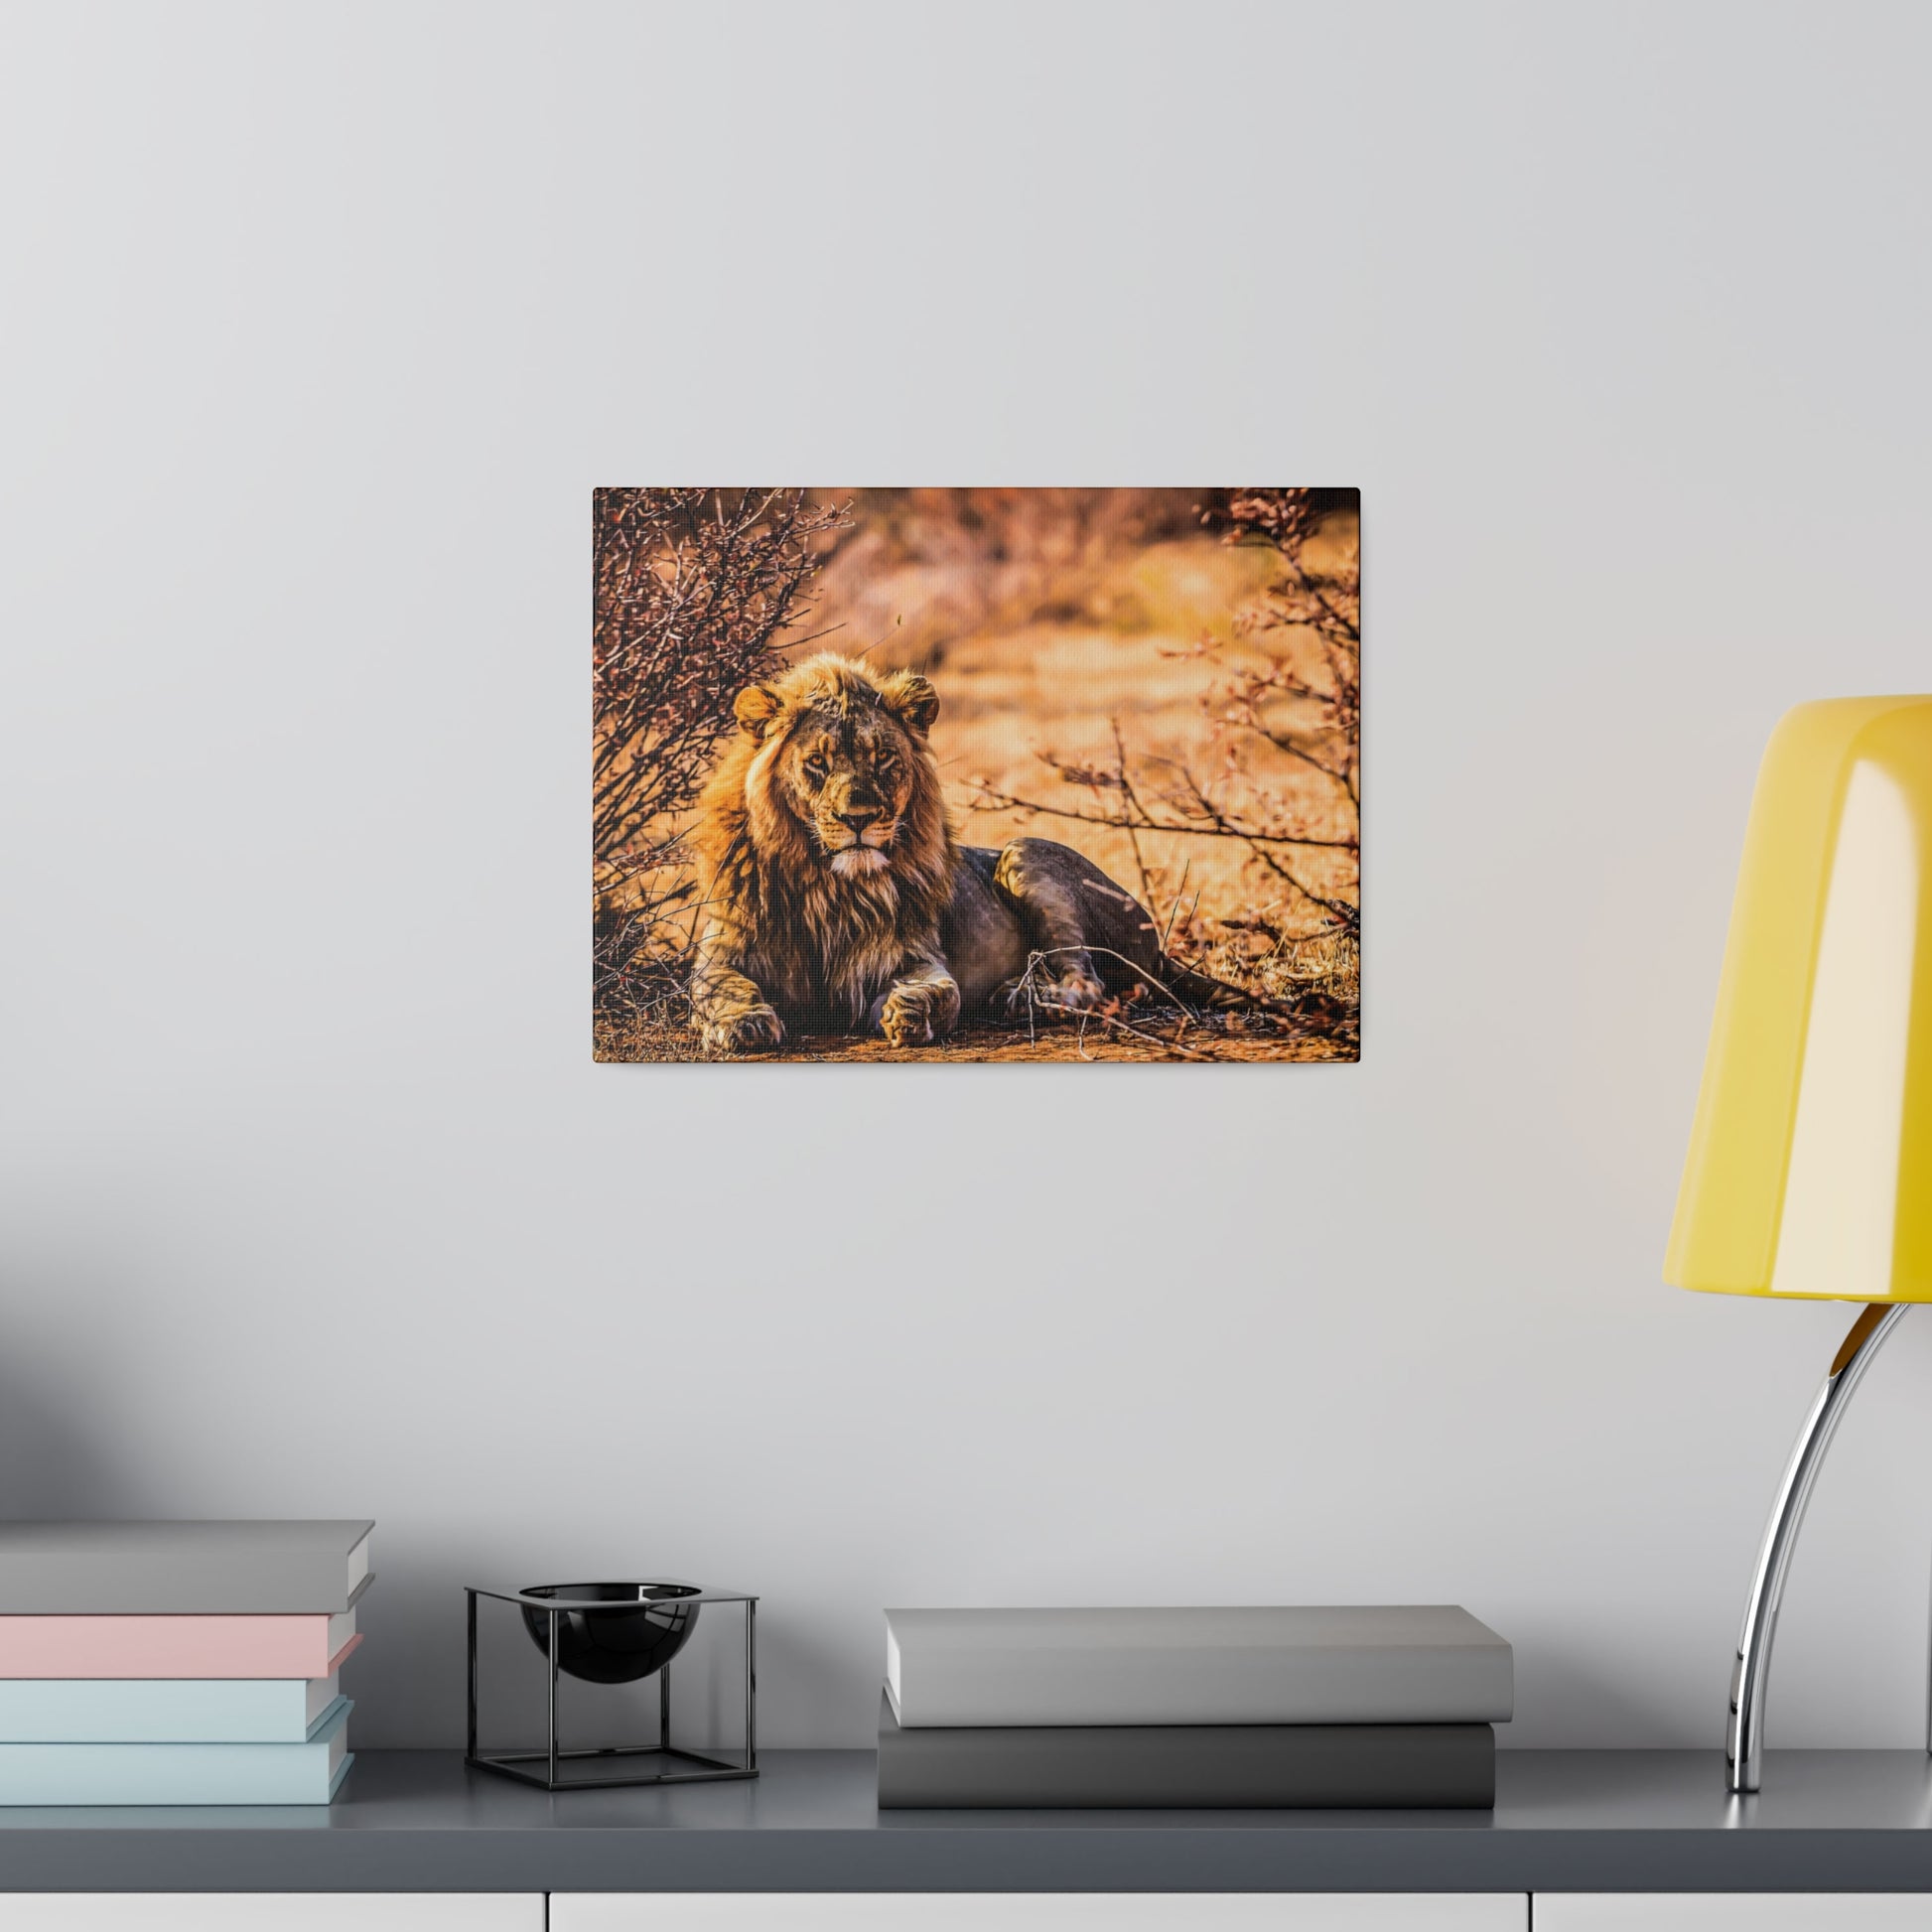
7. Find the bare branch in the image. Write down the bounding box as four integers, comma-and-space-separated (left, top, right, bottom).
593, 486, 853, 1012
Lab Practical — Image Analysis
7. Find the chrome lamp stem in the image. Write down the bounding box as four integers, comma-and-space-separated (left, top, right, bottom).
1727, 1302, 1908, 1794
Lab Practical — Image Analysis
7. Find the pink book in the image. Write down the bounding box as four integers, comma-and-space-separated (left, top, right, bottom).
0, 1610, 358, 1679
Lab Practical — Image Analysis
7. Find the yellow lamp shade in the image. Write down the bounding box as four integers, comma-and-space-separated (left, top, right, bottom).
1667, 696, 1932, 1302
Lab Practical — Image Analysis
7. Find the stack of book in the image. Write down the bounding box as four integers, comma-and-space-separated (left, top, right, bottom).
0, 1521, 372, 1804
878, 1604, 1511, 1808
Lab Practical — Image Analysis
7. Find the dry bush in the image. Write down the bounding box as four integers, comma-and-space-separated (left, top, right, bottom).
964, 486, 1361, 1043
592, 487, 850, 1028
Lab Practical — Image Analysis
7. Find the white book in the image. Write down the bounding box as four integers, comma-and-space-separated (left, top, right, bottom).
884, 1605, 1514, 1728
0, 1521, 372, 1614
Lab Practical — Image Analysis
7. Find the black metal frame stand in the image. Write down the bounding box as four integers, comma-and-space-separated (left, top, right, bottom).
464, 1584, 759, 1792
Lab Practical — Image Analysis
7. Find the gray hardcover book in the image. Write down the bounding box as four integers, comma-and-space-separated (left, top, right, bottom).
885, 1605, 1512, 1728
0, 1522, 374, 1614
877, 1693, 1494, 1808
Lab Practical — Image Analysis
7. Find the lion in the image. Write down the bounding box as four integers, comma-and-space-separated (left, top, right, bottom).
688, 653, 1250, 1054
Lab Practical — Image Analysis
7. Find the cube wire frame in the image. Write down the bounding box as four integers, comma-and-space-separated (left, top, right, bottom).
465, 1584, 759, 1791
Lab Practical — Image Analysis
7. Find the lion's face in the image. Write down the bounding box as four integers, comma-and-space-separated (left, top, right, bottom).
770, 703, 917, 876
733, 659, 942, 881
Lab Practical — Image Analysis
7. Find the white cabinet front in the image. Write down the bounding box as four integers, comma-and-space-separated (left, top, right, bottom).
1535, 1898, 1932, 1931
551, 1896, 1527, 1931
0, 1897, 544, 1931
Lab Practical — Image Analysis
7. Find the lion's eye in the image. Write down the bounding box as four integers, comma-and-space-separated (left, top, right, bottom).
803, 756, 828, 782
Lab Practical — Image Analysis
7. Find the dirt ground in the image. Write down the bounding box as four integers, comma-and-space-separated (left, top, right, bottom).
594, 1010, 1356, 1066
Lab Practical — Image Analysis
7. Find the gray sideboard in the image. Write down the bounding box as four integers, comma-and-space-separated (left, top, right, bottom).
0, 1749, 1931, 1896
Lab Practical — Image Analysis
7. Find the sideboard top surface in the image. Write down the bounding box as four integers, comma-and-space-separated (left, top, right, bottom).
1, 1749, 1930, 1892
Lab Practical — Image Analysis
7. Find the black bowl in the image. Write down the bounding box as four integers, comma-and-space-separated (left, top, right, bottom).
519, 1582, 702, 1685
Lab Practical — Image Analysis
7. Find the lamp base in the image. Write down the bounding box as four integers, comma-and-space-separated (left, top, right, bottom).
1725, 1302, 1908, 1793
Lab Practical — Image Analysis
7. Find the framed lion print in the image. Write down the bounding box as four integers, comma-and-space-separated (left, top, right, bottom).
592, 487, 1359, 1064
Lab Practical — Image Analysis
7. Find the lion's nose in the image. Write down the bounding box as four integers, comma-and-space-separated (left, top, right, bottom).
837, 807, 881, 831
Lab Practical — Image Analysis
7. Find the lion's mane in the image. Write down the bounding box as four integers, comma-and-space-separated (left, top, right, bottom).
691, 654, 957, 1030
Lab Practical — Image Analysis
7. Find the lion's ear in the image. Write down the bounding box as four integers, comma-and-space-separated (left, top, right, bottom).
879, 670, 939, 737
734, 684, 782, 737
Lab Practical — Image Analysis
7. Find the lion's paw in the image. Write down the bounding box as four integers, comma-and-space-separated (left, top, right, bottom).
877, 977, 960, 1048
1001, 961, 1107, 1021
703, 1005, 786, 1055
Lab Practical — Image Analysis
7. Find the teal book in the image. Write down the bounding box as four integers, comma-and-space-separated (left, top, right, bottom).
0, 1699, 350, 1804
0, 1674, 345, 1743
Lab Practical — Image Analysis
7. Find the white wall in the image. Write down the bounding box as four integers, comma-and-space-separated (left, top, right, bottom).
3, 0, 1931, 1751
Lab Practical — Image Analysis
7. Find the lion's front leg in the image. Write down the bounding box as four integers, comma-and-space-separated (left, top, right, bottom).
691, 931, 786, 1056
697, 971, 786, 1055
871, 962, 961, 1048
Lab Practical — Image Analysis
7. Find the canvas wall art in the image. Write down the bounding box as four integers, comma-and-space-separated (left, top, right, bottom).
592, 487, 1360, 1064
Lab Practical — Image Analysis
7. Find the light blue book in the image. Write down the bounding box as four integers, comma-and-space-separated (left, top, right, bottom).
0, 1672, 344, 1743
0, 1699, 350, 1804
